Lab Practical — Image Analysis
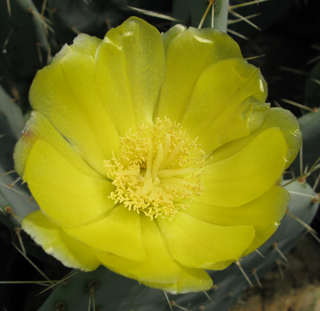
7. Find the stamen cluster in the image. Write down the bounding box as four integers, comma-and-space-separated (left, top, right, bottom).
104, 118, 205, 219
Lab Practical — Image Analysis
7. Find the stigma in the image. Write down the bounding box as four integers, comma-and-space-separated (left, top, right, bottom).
104, 118, 205, 220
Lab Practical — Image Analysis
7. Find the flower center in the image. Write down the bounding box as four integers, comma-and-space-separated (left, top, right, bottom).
104, 118, 206, 220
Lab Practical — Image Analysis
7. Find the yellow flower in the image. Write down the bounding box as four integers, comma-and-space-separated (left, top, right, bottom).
14, 17, 301, 293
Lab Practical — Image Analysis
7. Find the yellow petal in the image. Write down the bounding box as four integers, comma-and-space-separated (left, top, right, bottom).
199, 127, 288, 207
157, 212, 255, 269
209, 107, 302, 167
64, 205, 146, 261
162, 24, 186, 53
181, 58, 268, 153
29, 39, 119, 176
157, 27, 243, 122
14, 111, 101, 178
71, 33, 101, 57
22, 211, 100, 271
24, 140, 115, 228
205, 260, 235, 270
97, 215, 181, 284
185, 186, 289, 256
263, 108, 301, 168
143, 266, 213, 294
94, 17, 165, 136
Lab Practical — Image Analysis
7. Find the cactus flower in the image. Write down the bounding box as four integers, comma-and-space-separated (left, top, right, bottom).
14, 17, 301, 293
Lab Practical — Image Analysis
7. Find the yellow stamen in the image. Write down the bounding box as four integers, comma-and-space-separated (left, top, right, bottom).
104, 118, 206, 220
